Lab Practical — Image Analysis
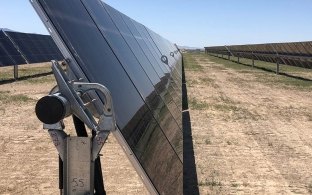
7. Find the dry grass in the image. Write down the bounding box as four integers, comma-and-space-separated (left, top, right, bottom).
185, 52, 312, 194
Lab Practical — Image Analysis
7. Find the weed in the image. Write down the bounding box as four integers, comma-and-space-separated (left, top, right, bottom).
306, 113, 312, 121
307, 184, 312, 193
210, 103, 239, 112
207, 55, 252, 71
0, 71, 14, 81
183, 53, 203, 71
209, 103, 262, 121
199, 77, 219, 88
189, 98, 208, 110
23, 75, 55, 84
243, 182, 249, 187
0, 63, 52, 82
17, 65, 51, 77
209, 94, 262, 121
199, 179, 222, 187
200, 77, 214, 83
219, 94, 237, 104
205, 139, 211, 145
186, 79, 199, 87
198, 170, 222, 189
0, 107, 5, 114
0, 91, 33, 104
231, 183, 240, 187
255, 73, 312, 90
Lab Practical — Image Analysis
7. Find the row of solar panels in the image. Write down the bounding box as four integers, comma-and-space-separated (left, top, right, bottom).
0, 29, 63, 67
205, 41, 312, 68
31, 0, 182, 194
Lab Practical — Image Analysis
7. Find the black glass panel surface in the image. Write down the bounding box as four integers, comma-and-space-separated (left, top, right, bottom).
37, 0, 182, 194
0, 31, 26, 66
142, 26, 182, 99
121, 11, 183, 128
103, 3, 183, 131
145, 27, 183, 86
120, 13, 182, 107
6, 31, 63, 64
81, 0, 182, 159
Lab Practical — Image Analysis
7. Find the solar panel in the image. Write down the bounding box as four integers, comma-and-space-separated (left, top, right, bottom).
205, 42, 312, 69
5, 31, 63, 64
31, 0, 182, 194
0, 30, 26, 66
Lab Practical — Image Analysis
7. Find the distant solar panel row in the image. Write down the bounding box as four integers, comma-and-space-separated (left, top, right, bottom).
32, 0, 182, 194
0, 30, 26, 66
0, 30, 63, 67
205, 42, 312, 68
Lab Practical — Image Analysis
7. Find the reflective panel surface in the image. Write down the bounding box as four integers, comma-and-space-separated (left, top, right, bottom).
6, 31, 63, 63
205, 42, 312, 69
35, 0, 182, 194
0, 30, 26, 66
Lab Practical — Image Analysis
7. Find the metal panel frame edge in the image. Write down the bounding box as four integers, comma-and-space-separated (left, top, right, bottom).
29, 0, 158, 194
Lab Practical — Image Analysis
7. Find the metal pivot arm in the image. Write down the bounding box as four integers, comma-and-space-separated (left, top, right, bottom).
73, 82, 116, 161
35, 60, 116, 195
36, 60, 116, 137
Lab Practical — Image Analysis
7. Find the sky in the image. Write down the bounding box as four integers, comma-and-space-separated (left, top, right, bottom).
0, 0, 312, 48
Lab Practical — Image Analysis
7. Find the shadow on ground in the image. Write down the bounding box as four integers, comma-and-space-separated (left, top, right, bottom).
0, 72, 52, 85
183, 61, 200, 195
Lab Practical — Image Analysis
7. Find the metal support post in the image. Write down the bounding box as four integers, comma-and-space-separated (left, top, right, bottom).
35, 61, 116, 195
14, 65, 18, 79
237, 56, 240, 63
276, 59, 280, 75
252, 54, 255, 68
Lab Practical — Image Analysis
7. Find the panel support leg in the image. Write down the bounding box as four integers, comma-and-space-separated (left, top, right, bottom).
276, 60, 280, 75
14, 65, 18, 80
35, 61, 116, 195
252, 57, 254, 68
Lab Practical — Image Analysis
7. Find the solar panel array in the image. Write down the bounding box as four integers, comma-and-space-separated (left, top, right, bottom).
205, 42, 312, 69
6, 31, 63, 64
32, 0, 182, 194
0, 30, 26, 66
0, 30, 63, 67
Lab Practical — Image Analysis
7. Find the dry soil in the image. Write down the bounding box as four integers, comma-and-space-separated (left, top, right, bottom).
186, 54, 312, 195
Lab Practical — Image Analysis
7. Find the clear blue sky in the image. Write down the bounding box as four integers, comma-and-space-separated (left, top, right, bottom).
0, 0, 312, 48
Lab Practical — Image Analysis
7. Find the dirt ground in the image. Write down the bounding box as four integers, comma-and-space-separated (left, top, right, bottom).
2, 54, 312, 195
0, 64, 147, 194
186, 54, 312, 194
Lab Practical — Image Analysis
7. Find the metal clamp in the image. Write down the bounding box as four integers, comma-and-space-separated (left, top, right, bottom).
35, 60, 116, 194
35, 60, 116, 160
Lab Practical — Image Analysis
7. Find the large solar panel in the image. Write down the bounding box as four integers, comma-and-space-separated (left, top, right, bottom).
205, 42, 312, 69
5, 31, 63, 64
31, 0, 182, 194
0, 30, 26, 66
